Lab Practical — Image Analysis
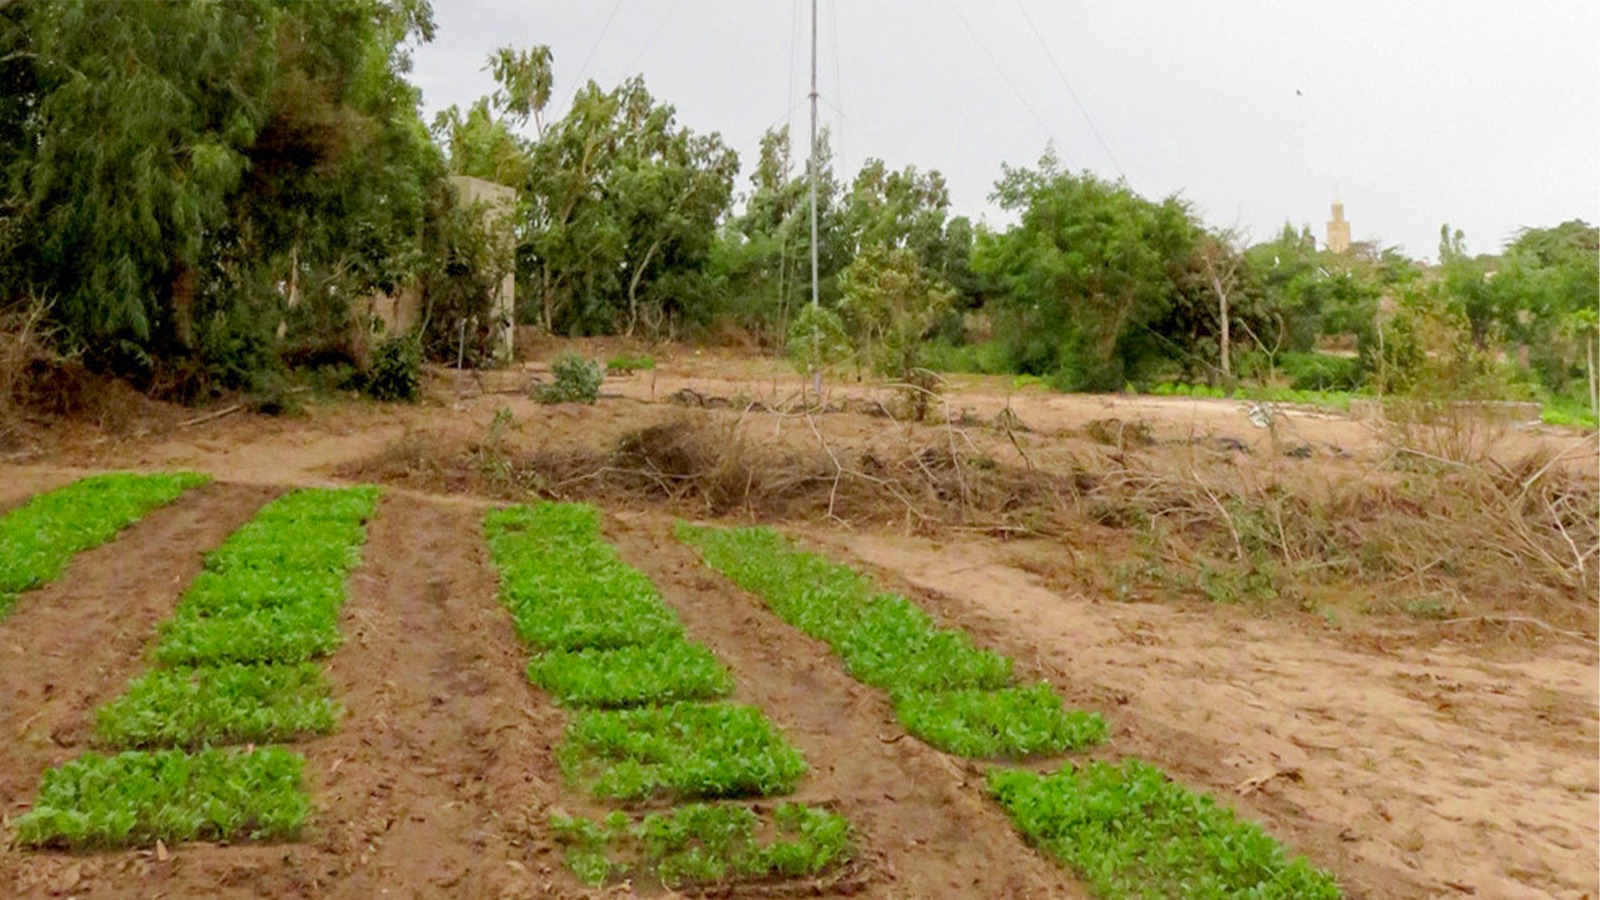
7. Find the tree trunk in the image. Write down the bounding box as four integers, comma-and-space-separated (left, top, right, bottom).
625, 239, 664, 338
1211, 270, 1231, 377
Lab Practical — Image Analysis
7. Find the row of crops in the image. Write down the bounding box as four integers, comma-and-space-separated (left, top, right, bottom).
681, 525, 1342, 900
0, 472, 207, 619
484, 503, 851, 888
0, 474, 1339, 897
12, 486, 378, 849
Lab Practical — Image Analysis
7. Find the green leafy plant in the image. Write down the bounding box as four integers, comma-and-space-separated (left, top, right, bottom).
13, 747, 311, 850
551, 802, 852, 888
678, 524, 1106, 759
154, 488, 377, 666
535, 352, 604, 404
530, 641, 733, 708
95, 663, 338, 749
364, 336, 423, 402
0, 472, 207, 618
988, 760, 1341, 899
557, 702, 809, 802
606, 354, 656, 374
485, 503, 686, 650
893, 684, 1107, 758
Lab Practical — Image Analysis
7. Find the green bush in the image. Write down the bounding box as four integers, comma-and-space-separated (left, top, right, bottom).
364, 337, 422, 402
988, 760, 1341, 899
1278, 352, 1363, 391
536, 353, 604, 404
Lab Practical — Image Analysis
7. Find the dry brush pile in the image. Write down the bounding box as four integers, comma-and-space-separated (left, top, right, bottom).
345, 403, 1598, 641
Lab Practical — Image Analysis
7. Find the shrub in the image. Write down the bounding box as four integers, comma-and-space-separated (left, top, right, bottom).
364, 337, 422, 402
1278, 352, 1363, 391
536, 353, 604, 404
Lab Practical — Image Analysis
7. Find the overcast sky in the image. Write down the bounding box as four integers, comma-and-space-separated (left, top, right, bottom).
410, 0, 1600, 261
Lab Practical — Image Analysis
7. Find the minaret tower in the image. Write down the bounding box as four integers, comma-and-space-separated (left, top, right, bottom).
1326, 196, 1351, 254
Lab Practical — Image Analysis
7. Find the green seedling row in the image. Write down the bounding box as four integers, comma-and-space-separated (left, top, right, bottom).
988, 761, 1341, 899
677, 524, 1103, 759
18, 486, 379, 851
156, 486, 378, 666
557, 702, 809, 802
485, 502, 850, 887
530, 641, 734, 708
485, 503, 686, 651
0, 472, 207, 618
553, 802, 851, 888
94, 663, 339, 750
12, 747, 310, 850
484, 502, 734, 709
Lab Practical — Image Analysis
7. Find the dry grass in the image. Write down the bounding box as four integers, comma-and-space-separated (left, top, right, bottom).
342, 401, 1598, 644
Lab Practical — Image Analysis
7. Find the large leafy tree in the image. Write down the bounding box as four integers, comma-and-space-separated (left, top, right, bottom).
974, 150, 1197, 390
0, 0, 443, 389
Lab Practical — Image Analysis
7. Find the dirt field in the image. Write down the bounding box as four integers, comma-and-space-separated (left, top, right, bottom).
1, 343, 1595, 898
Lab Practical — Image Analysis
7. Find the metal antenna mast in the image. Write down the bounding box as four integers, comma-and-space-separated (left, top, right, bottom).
807, 0, 821, 398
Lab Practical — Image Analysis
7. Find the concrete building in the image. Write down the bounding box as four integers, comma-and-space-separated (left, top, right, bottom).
370, 175, 517, 364
1325, 197, 1351, 254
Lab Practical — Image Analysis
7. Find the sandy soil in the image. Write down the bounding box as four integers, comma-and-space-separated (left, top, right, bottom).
0, 344, 1595, 898
807, 529, 1599, 900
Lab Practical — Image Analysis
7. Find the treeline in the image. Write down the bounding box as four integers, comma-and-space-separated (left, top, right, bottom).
1, 3, 1594, 418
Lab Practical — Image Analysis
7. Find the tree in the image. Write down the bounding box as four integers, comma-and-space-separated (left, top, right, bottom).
836, 245, 956, 419
973, 149, 1197, 390
1, 0, 444, 391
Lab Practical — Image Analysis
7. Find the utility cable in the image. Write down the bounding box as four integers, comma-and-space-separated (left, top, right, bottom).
561, 0, 624, 112
945, 1, 1074, 168
1012, 0, 1125, 179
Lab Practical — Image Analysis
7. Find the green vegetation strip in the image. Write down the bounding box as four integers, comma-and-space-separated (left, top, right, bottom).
553, 803, 850, 888
485, 502, 850, 887
94, 663, 338, 750
156, 487, 378, 667
13, 748, 309, 850
558, 702, 809, 802
484, 502, 730, 705
988, 762, 1340, 899
678, 524, 1104, 758
0, 472, 207, 619
18, 487, 378, 851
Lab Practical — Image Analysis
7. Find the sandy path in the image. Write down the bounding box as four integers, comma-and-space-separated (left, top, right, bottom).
814, 529, 1599, 900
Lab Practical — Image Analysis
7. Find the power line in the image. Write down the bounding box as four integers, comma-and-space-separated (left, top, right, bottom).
561, 0, 624, 111
625, 0, 682, 76
1012, 0, 1125, 179
945, 1, 1075, 168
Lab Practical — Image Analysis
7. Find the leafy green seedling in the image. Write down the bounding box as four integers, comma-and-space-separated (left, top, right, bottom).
893, 684, 1107, 758
13, 747, 311, 850
0, 472, 207, 618
530, 640, 733, 708
988, 760, 1341, 899
557, 702, 808, 802
96, 663, 338, 749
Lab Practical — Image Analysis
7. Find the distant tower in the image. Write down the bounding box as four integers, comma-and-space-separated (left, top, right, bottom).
1326, 196, 1351, 254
